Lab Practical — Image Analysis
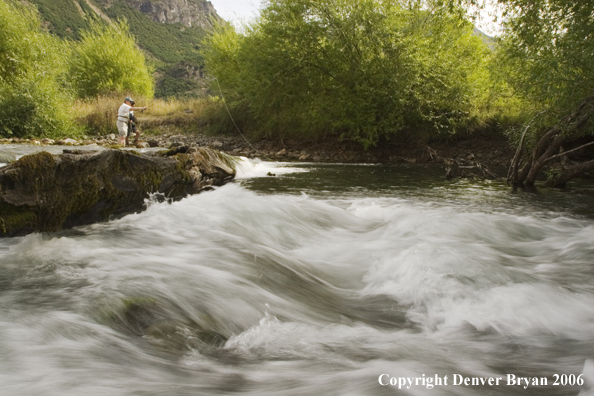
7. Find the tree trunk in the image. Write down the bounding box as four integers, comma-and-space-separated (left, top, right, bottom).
524, 135, 565, 185
508, 92, 594, 187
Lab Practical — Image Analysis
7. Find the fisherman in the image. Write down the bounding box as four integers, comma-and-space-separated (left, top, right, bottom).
125, 100, 142, 146
117, 97, 147, 146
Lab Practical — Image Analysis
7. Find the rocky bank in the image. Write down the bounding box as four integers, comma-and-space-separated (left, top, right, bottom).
0, 132, 513, 170
0, 146, 236, 237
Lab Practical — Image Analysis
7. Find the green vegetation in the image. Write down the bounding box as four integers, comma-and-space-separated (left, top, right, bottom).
495, 0, 594, 123
0, 200, 37, 236
0, 0, 154, 138
1, 0, 592, 185
155, 62, 207, 99
199, 0, 594, 185
69, 19, 154, 97
28, 0, 211, 98
28, 0, 93, 39
460, 0, 594, 185
203, 0, 497, 148
0, 0, 81, 138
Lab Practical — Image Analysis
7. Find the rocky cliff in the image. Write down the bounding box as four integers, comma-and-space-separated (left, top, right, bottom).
136, 0, 221, 28
97, 0, 222, 29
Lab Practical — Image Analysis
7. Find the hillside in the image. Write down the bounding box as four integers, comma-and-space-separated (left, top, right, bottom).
27, 0, 223, 98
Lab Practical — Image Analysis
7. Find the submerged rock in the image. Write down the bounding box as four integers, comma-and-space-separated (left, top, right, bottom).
97, 296, 228, 352
0, 147, 237, 236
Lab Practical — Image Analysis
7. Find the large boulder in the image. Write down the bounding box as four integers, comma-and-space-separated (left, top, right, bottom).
0, 147, 237, 236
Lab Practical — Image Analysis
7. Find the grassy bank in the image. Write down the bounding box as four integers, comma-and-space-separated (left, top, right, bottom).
75, 96, 228, 137
74, 94, 514, 146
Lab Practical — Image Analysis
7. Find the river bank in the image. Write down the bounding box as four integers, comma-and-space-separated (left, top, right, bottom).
0, 132, 513, 171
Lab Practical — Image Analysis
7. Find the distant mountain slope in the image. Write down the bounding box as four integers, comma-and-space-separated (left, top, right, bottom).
108, 0, 220, 28
31, 0, 95, 39
27, 0, 223, 97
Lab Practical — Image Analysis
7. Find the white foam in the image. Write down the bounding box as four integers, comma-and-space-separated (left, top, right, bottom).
2, 182, 593, 395
234, 157, 309, 179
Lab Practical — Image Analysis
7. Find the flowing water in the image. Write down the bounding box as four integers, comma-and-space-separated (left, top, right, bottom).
1, 148, 594, 396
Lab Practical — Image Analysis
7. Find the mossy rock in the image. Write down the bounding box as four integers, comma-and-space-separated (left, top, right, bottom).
0, 147, 236, 236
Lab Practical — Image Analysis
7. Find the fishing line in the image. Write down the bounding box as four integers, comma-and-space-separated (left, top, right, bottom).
215, 77, 252, 148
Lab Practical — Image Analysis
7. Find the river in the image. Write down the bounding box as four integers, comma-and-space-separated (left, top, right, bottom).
1, 146, 593, 395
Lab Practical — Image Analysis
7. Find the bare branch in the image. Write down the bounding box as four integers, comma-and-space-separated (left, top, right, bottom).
507, 122, 530, 183
543, 140, 594, 164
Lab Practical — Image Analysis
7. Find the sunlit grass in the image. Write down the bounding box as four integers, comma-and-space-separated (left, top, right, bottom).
75, 95, 226, 136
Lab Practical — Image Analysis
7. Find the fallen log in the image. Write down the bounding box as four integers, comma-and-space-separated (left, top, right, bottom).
0, 146, 237, 237
444, 159, 499, 180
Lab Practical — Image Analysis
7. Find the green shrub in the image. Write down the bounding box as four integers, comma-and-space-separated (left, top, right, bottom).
203, 0, 495, 147
496, 0, 594, 134
0, 0, 81, 138
0, 0, 45, 85
69, 19, 154, 98
0, 77, 81, 138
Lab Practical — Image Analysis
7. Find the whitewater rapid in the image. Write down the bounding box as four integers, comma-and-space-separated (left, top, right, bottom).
0, 157, 593, 395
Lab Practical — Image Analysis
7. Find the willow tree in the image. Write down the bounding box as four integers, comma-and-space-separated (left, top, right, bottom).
69, 19, 154, 98
0, 0, 80, 138
502, 0, 594, 187
457, 0, 594, 186
204, 0, 491, 147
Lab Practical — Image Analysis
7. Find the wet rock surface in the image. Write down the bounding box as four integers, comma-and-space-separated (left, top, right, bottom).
0, 147, 236, 236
